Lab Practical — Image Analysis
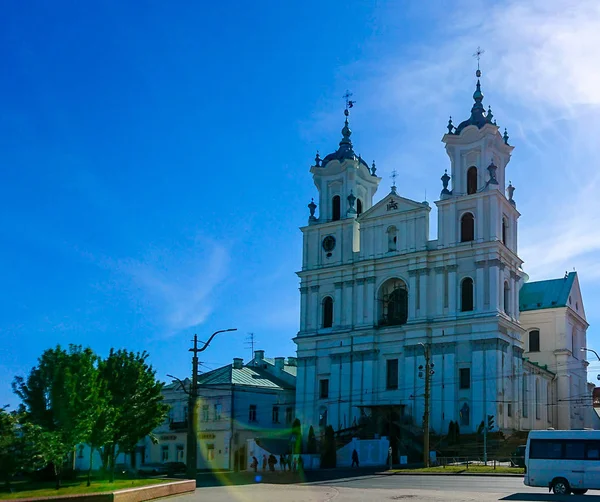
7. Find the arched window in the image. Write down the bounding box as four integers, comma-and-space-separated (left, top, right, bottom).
322, 296, 333, 328
502, 217, 508, 246
332, 195, 341, 221
467, 166, 478, 195
461, 277, 474, 312
378, 279, 408, 326
529, 330, 540, 352
357, 198, 363, 216
387, 226, 397, 251
460, 213, 475, 242
504, 281, 510, 315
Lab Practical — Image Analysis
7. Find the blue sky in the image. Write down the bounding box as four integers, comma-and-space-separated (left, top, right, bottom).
2, 0, 600, 407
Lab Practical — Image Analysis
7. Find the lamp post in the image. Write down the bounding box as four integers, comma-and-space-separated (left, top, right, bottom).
418, 342, 433, 467
168, 328, 237, 480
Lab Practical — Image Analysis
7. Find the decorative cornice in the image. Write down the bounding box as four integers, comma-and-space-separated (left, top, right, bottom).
366, 276, 376, 284
475, 259, 487, 269
344, 280, 355, 286
488, 259, 502, 268
408, 270, 418, 277
299, 286, 309, 294
334, 281, 344, 289
310, 285, 320, 292
447, 264, 458, 272
510, 270, 518, 280
356, 278, 366, 285
434, 266, 446, 273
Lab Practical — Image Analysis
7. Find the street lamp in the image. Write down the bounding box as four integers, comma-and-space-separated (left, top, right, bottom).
581, 347, 600, 362
168, 328, 237, 480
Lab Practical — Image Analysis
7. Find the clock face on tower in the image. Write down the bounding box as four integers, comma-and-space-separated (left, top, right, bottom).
322, 235, 336, 253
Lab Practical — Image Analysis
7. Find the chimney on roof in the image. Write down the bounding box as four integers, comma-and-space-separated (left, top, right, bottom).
233, 358, 243, 370
287, 357, 297, 367
254, 350, 264, 361
274, 357, 285, 371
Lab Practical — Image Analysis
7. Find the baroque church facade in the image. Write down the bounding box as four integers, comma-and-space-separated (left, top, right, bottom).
294, 73, 592, 449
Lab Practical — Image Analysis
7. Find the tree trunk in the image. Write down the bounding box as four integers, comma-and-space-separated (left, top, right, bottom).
108, 444, 116, 483
54, 465, 61, 490
87, 447, 94, 487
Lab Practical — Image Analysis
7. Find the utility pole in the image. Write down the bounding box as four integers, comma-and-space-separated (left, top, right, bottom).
170, 328, 237, 480
418, 343, 434, 467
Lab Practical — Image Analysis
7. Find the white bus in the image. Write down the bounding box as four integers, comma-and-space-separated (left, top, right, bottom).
525, 429, 600, 495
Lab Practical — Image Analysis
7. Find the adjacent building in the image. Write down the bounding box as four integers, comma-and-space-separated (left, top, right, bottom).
74, 350, 296, 472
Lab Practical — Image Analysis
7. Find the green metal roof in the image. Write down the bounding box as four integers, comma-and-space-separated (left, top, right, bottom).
519, 271, 576, 312
196, 364, 294, 390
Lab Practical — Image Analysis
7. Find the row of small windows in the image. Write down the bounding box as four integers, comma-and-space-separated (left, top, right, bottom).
321, 277, 513, 326
331, 195, 363, 221
321, 276, 480, 328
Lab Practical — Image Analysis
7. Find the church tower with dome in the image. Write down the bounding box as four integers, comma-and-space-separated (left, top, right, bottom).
293, 63, 592, 458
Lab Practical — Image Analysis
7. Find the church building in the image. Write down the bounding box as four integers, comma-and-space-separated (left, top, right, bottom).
294, 69, 592, 453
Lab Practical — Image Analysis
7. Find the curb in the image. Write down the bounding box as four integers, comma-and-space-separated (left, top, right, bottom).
379, 470, 524, 478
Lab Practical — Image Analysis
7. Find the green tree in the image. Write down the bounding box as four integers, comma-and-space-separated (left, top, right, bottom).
307, 425, 317, 454
99, 349, 168, 482
0, 407, 27, 490
12, 345, 101, 489
320, 425, 336, 468
291, 418, 302, 454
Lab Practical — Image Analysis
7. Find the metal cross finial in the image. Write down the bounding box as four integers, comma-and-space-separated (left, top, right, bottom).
343, 90, 356, 117
391, 169, 398, 188
473, 46, 485, 77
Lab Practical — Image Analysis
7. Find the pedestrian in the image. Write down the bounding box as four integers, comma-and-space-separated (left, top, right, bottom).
262, 454, 267, 471
298, 455, 304, 473
351, 449, 359, 468
279, 454, 285, 471
287, 453, 292, 472
268, 453, 277, 472
251, 456, 258, 473
292, 456, 297, 472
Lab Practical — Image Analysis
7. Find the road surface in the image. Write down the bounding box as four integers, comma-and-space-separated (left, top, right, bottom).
173, 473, 600, 501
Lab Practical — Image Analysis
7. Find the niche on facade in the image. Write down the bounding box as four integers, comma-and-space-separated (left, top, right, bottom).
387, 225, 398, 251
459, 401, 470, 427
378, 278, 408, 326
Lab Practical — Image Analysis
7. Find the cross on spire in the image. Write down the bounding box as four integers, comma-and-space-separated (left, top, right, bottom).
473, 46, 485, 77
343, 90, 356, 117
391, 169, 397, 188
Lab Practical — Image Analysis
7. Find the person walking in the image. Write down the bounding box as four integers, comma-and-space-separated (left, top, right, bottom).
262, 454, 267, 471
351, 449, 359, 468
279, 454, 286, 471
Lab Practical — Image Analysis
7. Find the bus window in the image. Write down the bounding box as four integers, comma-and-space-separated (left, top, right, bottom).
587, 442, 600, 460
565, 441, 585, 460
530, 439, 562, 459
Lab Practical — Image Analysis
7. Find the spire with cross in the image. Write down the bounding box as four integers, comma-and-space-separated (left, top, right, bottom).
473, 46, 485, 78
391, 169, 398, 193
343, 90, 356, 117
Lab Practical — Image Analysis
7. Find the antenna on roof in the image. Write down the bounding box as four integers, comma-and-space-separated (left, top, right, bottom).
245, 332, 257, 360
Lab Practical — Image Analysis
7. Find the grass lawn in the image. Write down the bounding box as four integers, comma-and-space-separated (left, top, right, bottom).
391, 465, 524, 475
0, 478, 170, 500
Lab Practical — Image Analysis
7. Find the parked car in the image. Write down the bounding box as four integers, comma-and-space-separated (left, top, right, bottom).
138, 463, 169, 476
164, 461, 187, 476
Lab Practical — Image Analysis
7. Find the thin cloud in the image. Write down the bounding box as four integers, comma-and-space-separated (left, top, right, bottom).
117, 238, 229, 335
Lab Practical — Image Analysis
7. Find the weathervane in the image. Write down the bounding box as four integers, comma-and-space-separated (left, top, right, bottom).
473, 46, 485, 78
343, 90, 356, 117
